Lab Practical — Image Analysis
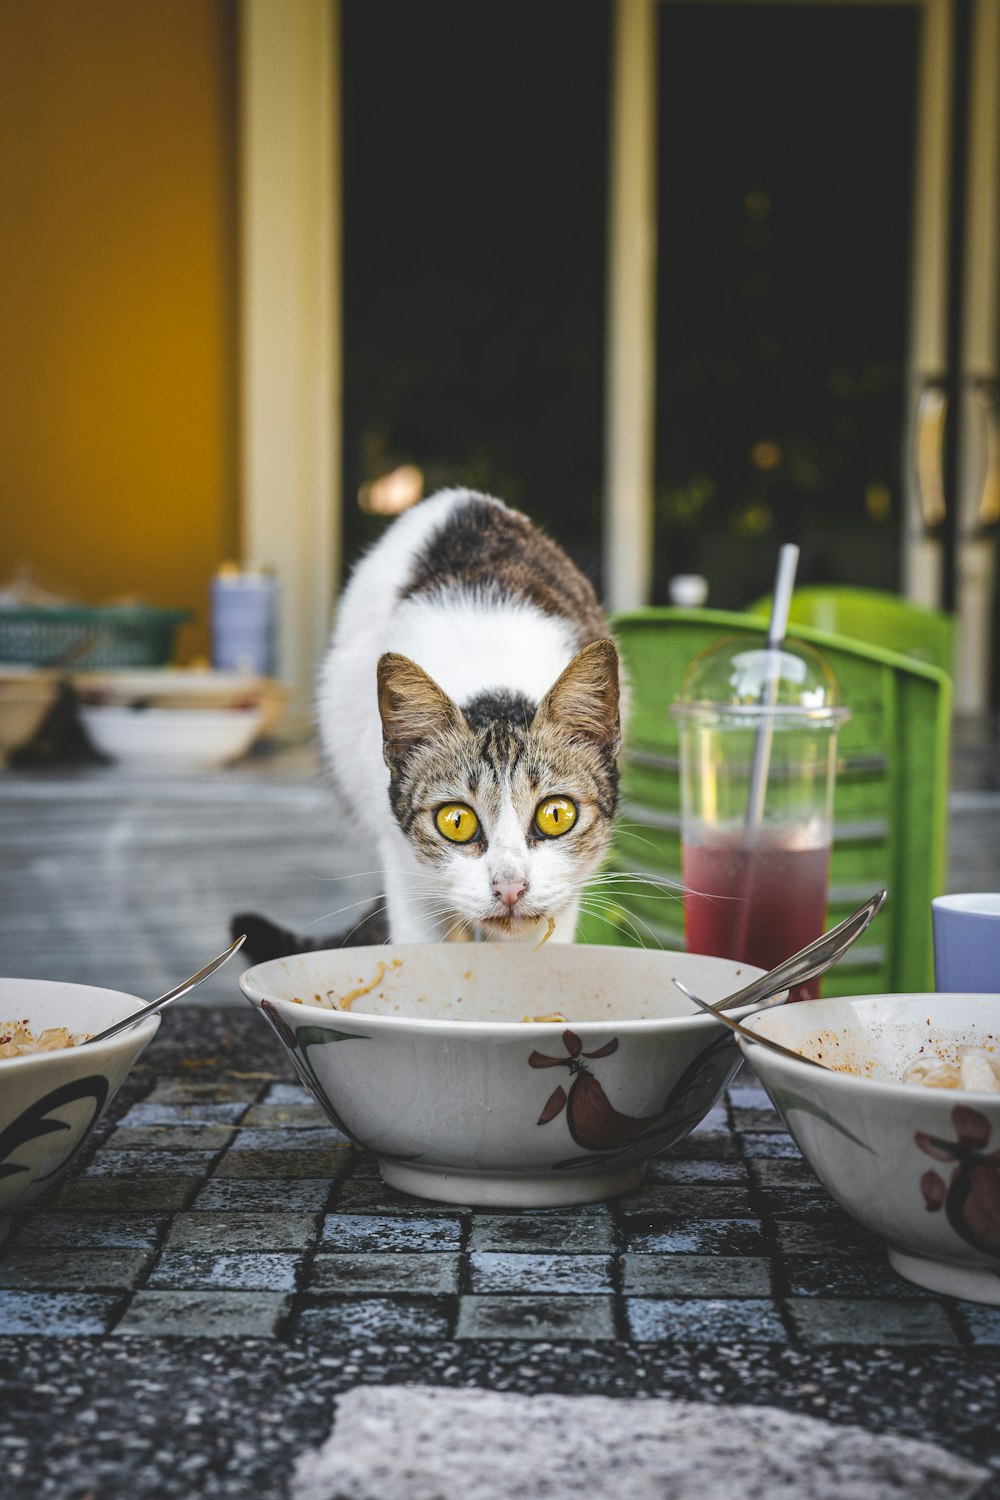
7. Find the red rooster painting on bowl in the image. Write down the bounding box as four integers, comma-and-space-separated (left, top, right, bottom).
529, 1027, 738, 1170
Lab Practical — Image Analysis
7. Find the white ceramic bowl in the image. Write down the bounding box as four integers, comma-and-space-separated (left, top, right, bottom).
74, 669, 288, 736
740, 992, 1000, 1303
80, 703, 263, 770
240, 942, 766, 1207
0, 666, 59, 764
0, 979, 159, 1238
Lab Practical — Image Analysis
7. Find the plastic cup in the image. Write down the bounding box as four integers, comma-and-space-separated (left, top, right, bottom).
672, 637, 849, 1000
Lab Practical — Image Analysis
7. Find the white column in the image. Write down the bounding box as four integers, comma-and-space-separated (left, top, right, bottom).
604, 0, 658, 612
239, 0, 341, 705
954, 0, 1000, 710
902, 0, 954, 609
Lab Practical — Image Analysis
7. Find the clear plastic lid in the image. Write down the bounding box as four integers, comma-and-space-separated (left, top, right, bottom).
671, 634, 849, 724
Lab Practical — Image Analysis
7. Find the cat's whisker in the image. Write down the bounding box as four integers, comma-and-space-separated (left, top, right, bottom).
575, 898, 662, 951
584, 875, 686, 902
610, 824, 682, 860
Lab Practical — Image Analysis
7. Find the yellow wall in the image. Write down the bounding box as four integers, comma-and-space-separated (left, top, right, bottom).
0, 0, 238, 661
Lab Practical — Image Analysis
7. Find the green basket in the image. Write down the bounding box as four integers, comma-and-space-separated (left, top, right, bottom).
0, 605, 192, 669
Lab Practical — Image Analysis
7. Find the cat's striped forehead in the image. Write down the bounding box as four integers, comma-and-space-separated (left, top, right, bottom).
389, 701, 618, 843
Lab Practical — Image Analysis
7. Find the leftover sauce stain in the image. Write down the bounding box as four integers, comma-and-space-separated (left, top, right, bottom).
329, 958, 402, 1012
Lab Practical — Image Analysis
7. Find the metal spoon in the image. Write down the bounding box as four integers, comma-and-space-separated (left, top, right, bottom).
673, 979, 833, 1070
83, 934, 247, 1047
698, 889, 886, 1015
670, 889, 888, 1069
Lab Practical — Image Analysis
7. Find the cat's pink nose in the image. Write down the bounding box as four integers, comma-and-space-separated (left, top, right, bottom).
493, 878, 528, 910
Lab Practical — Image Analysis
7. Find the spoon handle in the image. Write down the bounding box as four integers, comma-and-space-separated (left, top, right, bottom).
83, 934, 247, 1047
675, 979, 831, 1069
707, 889, 886, 1013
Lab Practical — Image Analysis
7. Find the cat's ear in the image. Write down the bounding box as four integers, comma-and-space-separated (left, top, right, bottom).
377, 653, 463, 770
533, 639, 621, 756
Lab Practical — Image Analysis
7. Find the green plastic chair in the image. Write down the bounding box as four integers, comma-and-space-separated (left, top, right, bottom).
578, 608, 952, 996
748, 586, 955, 677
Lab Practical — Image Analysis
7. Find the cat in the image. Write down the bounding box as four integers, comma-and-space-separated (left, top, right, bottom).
235, 488, 621, 958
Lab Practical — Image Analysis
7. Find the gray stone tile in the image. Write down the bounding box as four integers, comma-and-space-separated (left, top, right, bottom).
690, 1105, 729, 1134
144, 1080, 262, 1106
660, 1135, 739, 1161
54, 1177, 198, 1213
468, 1252, 614, 1295
773, 1220, 884, 1259
10, 1213, 167, 1251
105, 1125, 237, 1152
739, 1133, 803, 1159
227, 1126, 350, 1152
786, 1257, 937, 1300
467, 1213, 615, 1255
165, 1210, 319, 1253
308, 1253, 460, 1296
334, 1180, 473, 1214
727, 1085, 772, 1110
628, 1218, 767, 1257
956, 1303, 1000, 1345
321, 1213, 463, 1252
117, 1100, 250, 1126
748, 1157, 823, 1188
621, 1254, 772, 1299
213, 1148, 351, 1179
116, 1289, 291, 1337
0, 1290, 122, 1336
262, 1081, 317, 1107
618, 1185, 755, 1219
627, 1297, 788, 1343
345, 1153, 381, 1179
0, 1247, 151, 1290
644, 1157, 749, 1185
191, 1178, 331, 1213
787, 1298, 959, 1347
729, 1099, 784, 1134
456, 1294, 616, 1341
147, 1250, 303, 1292
293, 1297, 454, 1341
83, 1150, 218, 1179
242, 1101, 331, 1127
757, 1187, 846, 1220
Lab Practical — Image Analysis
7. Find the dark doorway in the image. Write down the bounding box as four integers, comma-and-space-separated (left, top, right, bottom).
341, 0, 610, 586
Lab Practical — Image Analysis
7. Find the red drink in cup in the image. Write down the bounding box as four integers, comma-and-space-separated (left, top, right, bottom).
672, 635, 848, 1001
682, 828, 832, 1001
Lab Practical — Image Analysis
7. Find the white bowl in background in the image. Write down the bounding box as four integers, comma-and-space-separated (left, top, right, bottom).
740, 992, 1000, 1303
80, 703, 263, 770
74, 668, 288, 738
240, 941, 767, 1208
0, 979, 159, 1238
0, 666, 59, 764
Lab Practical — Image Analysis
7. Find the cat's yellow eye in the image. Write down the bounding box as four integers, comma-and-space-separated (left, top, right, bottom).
535, 797, 578, 838
435, 803, 480, 844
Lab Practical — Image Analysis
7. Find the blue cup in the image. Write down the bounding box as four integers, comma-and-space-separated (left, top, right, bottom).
932, 894, 1000, 992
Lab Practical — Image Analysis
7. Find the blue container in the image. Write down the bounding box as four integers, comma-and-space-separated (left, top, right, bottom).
211, 567, 277, 676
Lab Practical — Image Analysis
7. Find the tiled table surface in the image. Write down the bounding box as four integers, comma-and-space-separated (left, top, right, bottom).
2, 1011, 1000, 1500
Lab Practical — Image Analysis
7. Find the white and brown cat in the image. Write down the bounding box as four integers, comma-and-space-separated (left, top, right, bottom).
235, 489, 621, 957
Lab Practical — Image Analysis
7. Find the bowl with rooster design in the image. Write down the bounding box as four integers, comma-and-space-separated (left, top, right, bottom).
239, 942, 768, 1207
739, 992, 1000, 1303
0, 979, 160, 1240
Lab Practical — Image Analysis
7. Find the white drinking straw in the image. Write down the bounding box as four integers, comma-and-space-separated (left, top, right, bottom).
744, 543, 800, 833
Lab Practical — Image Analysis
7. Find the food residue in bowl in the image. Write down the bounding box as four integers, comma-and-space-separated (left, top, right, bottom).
329, 958, 403, 1012
901, 1045, 1000, 1093
0, 1021, 85, 1058
533, 917, 557, 951
521, 1011, 568, 1024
